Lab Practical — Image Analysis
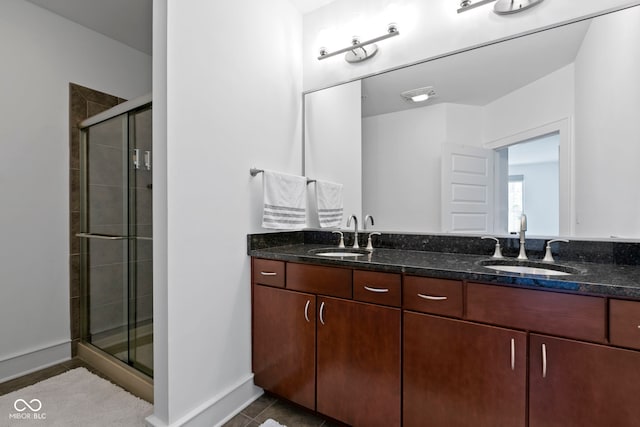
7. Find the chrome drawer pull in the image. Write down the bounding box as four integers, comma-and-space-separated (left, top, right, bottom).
511, 338, 515, 371
319, 302, 326, 325
260, 271, 277, 276
418, 293, 448, 301
364, 286, 389, 293
542, 343, 548, 378
304, 300, 310, 323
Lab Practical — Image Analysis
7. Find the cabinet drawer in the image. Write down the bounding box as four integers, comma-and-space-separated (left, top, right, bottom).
353, 270, 401, 307
467, 283, 606, 342
287, 263, 352, 298
403, 276, 463, 317
252, 258, 285, 287
610, 299, 640, 350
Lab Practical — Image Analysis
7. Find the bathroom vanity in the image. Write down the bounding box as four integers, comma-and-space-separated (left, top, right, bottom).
248, 231, 640, 427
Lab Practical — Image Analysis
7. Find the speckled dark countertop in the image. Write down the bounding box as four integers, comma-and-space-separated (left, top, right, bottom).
248, 231, 640, 300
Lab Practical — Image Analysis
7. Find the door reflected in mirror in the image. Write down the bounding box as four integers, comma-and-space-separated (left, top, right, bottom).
501, 133, 559, 236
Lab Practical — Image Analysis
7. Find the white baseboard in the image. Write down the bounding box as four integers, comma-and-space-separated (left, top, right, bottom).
145, 374, 262, 427
0, 341, 71, 383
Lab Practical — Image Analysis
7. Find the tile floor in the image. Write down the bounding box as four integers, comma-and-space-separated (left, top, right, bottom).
0, 358, 150, 402
1, 361, 343, 427
223, 394, 346, 427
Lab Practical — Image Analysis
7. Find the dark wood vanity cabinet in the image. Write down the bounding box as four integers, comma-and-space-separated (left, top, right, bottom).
529, 334, 640, 427
252, 259, 401, 426
252, 284, 316, 410
403, 312, 527, 427
252, 256, 640, 427
317, 296, 401, 427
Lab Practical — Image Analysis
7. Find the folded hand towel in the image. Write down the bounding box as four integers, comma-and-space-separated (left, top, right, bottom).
262, 170, 307, 229
315, 179, 343, 228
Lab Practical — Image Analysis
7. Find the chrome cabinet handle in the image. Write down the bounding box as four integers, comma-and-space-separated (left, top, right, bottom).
511, 338, 515, 371
319, 302, 325, 325
418, 293, 448, 301
364, 286, 389, 293
542, 343, 548, 378
260, 271, 277, 276
304, 300, 310, 323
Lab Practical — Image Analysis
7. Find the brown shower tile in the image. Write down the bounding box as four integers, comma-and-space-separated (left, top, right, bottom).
70, 296, 80, 340
87, 100, 115, 118
70, 127, 80, 170
69, 85, 88, 127
70, 211, 80, 254
75, 84, 120, 107
70, 254, 80, 298
70, 169, 80, 212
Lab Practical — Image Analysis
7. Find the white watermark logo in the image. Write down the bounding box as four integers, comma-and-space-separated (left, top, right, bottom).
9, 399, 46, 420
13, 399, 42, 412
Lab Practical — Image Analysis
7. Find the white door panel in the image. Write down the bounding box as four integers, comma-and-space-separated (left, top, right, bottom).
442, 145, 494, 234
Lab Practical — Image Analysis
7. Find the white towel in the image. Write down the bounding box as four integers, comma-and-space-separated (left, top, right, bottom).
315, 179, 343, 228
262, 170, 307, 229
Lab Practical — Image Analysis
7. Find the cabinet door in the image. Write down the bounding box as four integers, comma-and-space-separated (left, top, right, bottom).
252, 285, 316, 410
403, 312, 526, 427
529, 334, 640, 427
317, 297, 401, 427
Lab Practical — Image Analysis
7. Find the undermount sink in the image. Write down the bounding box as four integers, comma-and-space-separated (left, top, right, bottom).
478, 259, 583, 277
309, 248, 371, 257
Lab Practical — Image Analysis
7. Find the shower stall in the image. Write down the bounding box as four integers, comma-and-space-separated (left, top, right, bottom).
77, 94, 153, 381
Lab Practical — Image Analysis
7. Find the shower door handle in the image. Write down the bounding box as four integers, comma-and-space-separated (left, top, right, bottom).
132, 149, 140, 169
76, 233, 127, 240
144, 150, 151, 171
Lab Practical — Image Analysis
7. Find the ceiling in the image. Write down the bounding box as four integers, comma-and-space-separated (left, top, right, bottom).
24, 0, 153, 55
23, 0, 335, 56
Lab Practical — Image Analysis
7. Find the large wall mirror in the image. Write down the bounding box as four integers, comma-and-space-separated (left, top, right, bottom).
304, 5, 640, 240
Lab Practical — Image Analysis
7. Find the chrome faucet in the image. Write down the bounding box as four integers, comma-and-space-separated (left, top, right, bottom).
364, 214, 375, 230
346, 215, 359, 249
543, 239, 569, 263
517, 213, 528, 260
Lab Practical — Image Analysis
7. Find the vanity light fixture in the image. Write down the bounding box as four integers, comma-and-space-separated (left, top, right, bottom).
318, 23, 399, 63
458, 0, 544, 14
400, 86, 437, 103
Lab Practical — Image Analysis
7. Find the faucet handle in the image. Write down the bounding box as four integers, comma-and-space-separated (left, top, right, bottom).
366, 232, 381, 251
481, 236, 503, 259
543, 239, 569, 263
332, 231, 345, 249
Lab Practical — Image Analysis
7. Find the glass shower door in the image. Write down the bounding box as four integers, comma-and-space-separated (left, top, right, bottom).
128, 106, 153, 376
80, 114, 130, 365
79, 104, 153, 377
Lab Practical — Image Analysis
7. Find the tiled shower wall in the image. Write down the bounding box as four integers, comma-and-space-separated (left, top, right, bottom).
69, 84, 125, 356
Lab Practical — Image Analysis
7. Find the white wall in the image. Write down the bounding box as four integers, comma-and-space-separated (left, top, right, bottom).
483, 64, 575, 143
305, 81, 362, 228
574, 5, 640, 238
149, 0, 302, 425
0, 0, 151, 382
303, 0, 640, 91
363, 104, 446, 232
510, 162, 560, 236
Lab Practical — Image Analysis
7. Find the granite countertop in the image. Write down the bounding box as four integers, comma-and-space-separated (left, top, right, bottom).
249, 243, 640, 300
